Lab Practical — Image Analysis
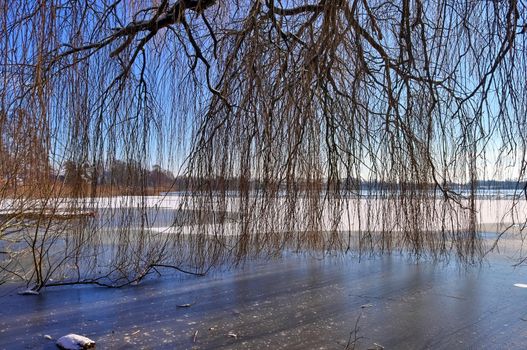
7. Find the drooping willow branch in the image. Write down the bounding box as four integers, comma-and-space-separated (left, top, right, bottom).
1, 0, 527, 290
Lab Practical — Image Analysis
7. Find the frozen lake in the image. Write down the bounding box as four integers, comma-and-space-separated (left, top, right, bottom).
1, 237, 527, 349
1, 194, 527, 349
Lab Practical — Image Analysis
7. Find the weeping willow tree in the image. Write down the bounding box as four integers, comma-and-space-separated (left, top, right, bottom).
0, 0, 526, 290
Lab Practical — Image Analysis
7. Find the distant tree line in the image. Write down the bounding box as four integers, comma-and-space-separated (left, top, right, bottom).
167, 176, 527, 194
61, 160, 175, 189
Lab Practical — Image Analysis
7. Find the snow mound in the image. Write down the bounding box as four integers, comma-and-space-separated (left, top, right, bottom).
56, 334, 95, 349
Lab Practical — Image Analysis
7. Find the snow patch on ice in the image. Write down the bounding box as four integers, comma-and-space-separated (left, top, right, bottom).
56, 334, 95, 349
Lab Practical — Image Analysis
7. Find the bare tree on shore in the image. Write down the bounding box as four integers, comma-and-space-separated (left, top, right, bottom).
0, 0, 526, 290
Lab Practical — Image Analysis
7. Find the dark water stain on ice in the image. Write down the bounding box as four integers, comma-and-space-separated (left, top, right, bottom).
1, 248, 527, 349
